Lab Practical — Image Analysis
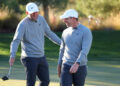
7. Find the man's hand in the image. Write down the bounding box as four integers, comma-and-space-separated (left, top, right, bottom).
57, 64, 61, 77
9, 58, 15, 66
69, 62, 79, 73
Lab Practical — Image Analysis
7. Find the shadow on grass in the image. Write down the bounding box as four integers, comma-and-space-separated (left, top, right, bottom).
86, 60, 120, 86
1, 54, 120, 86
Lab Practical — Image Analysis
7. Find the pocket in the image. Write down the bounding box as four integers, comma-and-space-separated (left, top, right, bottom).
62, 64, 71, 72
21, 57, 29, 65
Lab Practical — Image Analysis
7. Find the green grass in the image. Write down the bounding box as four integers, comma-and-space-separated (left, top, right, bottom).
0, 31, 120, 86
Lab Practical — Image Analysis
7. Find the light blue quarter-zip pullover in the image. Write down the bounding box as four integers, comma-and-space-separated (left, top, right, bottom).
10, 15, 61, 58
58, 24, 92, 66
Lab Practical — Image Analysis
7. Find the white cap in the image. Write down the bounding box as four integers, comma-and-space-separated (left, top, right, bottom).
26, 2, 39, 14
88, 15, 93, 19
60, 9, 78, 19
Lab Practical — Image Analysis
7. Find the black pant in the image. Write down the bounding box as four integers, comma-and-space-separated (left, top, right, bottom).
61, 64, 87, 86
21, 56, 50, 86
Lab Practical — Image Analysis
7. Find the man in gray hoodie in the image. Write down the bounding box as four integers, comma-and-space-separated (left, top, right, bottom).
57, 9, 92, 86
9, 2, 61, 86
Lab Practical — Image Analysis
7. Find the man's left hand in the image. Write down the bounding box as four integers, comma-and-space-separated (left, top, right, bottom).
69, 62, 79, 73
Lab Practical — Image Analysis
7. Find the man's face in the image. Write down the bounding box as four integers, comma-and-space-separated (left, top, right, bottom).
29, 12, 39, 21
63, 17, 75, 27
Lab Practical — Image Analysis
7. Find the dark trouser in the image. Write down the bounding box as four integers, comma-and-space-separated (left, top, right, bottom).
61, 64, 87, 86
21, 56, 50, 86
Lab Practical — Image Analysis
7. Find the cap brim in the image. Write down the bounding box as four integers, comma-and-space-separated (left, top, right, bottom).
27, 9, 39, 14
60, 15, 68, 19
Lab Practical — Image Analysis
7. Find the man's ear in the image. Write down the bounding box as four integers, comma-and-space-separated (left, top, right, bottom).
26, 11, 29, 15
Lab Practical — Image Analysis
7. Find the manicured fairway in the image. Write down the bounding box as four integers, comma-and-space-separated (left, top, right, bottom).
0, 31, 120, 86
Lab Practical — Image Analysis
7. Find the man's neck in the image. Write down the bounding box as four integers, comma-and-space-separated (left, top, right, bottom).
28, 16, 37, 22
72, 22, 79, 28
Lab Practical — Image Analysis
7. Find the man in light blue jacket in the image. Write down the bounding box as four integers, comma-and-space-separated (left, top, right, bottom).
9, 2, 61, 86
57, 9, 92, 86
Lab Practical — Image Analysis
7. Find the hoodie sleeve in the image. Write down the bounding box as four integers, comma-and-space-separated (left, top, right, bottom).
10, 23, 26, 58
76, 28, 92, 63
42, 17, 61, 45
58, 36, 65, 65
